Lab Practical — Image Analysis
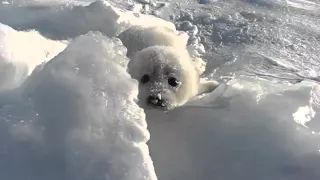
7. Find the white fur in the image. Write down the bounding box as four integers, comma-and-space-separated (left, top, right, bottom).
118, 26, 187, 57
118, 26, 220, 111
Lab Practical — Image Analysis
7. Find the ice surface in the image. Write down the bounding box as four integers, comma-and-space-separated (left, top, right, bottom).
286, 0, 320, 11
0, 0, 320, 180
146, 0, 320, 178
0, 31, 156, 180
0, 0, 176, 40
147, 77, 320, 180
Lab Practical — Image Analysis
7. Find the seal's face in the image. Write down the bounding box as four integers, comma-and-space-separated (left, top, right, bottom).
128, 46, 199, 111
136, 64, 182, 111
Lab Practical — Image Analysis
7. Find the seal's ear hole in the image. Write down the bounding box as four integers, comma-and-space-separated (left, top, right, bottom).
168, 77, 179, 87
141, 74, 150, 84
197, 80, 220, 96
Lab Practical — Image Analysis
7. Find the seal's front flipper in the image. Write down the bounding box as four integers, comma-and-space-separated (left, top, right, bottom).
197, 79, 220, 96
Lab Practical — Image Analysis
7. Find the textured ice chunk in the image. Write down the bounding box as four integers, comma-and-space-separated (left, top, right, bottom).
147, 76, 320, 180
0, 31, 156, 180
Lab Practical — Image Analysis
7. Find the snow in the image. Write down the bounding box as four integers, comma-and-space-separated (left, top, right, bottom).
286, 0, 320, 11
148, 77, 320, 180
0, 0, 320, 180
0, 23, 67, 91
0, 31, 156, 180
0, 0, 175, 40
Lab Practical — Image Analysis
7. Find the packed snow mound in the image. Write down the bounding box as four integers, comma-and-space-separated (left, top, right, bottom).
0, 31, 156, 180
0, 23, 67, 91
148, 77, 320, 180
0, 0, 176, 40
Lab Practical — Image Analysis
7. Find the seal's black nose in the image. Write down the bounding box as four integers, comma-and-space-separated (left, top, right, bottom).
147, 94, 164, 107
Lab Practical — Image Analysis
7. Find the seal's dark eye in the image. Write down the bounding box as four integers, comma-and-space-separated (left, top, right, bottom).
168, 77, 179, 87
140, 74, 150, 84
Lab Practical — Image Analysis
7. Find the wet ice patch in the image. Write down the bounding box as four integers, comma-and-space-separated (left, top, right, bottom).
199, 0, 217, 4
0, 31, 156, 180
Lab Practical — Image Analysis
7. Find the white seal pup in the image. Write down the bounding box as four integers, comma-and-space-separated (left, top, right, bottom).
118, 26, 219, 111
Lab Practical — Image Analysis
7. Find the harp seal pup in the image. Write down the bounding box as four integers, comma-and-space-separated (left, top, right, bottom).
118, 26, 219, 111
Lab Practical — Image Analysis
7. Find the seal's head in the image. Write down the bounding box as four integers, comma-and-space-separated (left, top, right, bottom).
128, 46, 201, 111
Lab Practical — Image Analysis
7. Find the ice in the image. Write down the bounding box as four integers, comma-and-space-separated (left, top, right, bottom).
0, 0, 176, 40
0, 23, 67, 91
0, 0, 320, 179
199, 0, 217, 4
287, 0, 320, 11
147, 77, 320, 180
0, 31, 156, 180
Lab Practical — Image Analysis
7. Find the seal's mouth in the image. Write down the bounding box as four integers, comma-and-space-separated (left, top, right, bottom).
144, 94, 170, 110
135, 96, 175, 112
147, 103, 170, 110
144, 100, 173, 111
